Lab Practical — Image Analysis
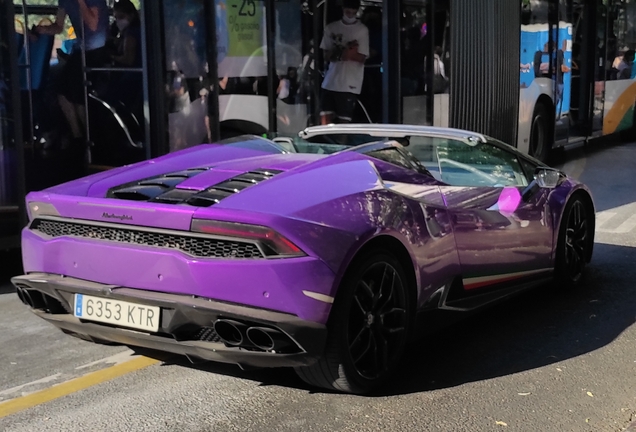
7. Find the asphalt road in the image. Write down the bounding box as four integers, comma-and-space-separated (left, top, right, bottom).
1, 139, 636, 431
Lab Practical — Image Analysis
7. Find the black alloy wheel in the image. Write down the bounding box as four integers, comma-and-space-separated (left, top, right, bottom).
530, 104, 550, 162
556, 197, 591, 285
295, 251, 411, 394
347, 260, 408, 381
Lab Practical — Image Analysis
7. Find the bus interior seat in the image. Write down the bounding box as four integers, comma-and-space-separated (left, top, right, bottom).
14, 33, 24, 55
18, 34, 54, 91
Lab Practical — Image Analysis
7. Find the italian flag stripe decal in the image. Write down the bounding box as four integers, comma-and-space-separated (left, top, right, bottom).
464, 268, 553, 290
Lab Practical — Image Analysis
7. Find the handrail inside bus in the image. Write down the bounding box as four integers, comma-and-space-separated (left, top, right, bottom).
13, 5, 59, 16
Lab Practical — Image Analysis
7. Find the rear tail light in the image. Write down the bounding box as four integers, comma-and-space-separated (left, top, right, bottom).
27, 202, 60, 222
190, 219, 305, 257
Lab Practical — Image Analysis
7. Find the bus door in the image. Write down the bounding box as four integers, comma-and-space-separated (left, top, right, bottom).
562, 0, 605, 139
1, 0, 26, 248
315, 0, 385, 125
398, 0, 450, 128
10, 0, 147, 189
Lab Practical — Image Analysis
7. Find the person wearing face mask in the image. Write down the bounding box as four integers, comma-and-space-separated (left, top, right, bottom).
319, 0, 369, 124
617, 50, 635, 80
111, 0, 141, 68
102, 0, 143, 125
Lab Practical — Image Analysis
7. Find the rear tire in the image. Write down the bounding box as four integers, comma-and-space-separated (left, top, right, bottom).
529, 103, 551, 162
295, 251, 412, 394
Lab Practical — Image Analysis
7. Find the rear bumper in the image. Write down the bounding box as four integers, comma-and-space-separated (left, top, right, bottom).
12, 273, 327, 369
21, 227, 336, 323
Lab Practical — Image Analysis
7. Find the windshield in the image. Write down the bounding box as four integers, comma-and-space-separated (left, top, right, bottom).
292, 133, 530, 187
296, 133, 388, 154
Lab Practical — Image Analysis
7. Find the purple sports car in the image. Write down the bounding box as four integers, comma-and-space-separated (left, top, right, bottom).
12, 124, 595, 394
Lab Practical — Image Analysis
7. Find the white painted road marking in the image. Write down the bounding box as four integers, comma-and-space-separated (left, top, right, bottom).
0, 351, 157, 418
595, 211, 617, 232
596, 203, 636, 234
0, 350, 136, 402
0, 374, 62, 398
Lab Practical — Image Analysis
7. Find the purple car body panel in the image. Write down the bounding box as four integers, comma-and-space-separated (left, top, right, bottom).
442, 186, 554, 284
21, 151, 459, 322
21, 229, 336, 323
13, 127, 595, 369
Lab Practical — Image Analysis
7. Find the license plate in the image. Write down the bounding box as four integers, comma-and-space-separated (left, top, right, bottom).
73, 294, 160, 332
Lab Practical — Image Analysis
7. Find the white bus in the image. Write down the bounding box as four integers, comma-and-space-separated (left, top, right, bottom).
2, 0, 634, 247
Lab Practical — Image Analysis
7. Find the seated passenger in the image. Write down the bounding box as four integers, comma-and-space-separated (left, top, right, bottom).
278, 67, 299, 104
110, 0, 141, 68
616, 50, 635, 80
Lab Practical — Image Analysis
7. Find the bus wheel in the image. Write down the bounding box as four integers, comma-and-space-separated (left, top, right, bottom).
529, 104, 551, 162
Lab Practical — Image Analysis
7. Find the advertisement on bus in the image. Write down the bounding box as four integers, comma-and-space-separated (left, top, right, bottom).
216, 0, 267, 78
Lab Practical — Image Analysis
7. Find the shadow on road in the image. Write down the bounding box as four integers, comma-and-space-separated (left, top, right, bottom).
136, 241, 636, 396
0, 249, 22, 294
550, 133, 624, 167
378, 241, 636, 396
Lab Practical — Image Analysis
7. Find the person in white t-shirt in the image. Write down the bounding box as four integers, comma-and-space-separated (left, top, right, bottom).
319, 0, 369, 124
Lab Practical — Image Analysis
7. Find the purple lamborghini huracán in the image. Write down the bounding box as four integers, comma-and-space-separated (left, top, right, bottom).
12, 124, 595, 394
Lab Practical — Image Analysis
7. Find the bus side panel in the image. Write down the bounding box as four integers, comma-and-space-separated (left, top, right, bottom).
602, 79, 636, 135
518, 78, 554, 154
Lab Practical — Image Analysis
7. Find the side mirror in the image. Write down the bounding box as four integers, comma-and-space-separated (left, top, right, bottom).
534, 167, 563, 189
521, 167, 564, 202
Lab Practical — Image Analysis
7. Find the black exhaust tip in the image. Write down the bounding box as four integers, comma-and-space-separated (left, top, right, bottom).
213, 319, 246, 346
23, 289, 47, 310
16, 287, 27, 305
246, 327, 293, 352
22, 289, 35, 308
246, 327, 275, 351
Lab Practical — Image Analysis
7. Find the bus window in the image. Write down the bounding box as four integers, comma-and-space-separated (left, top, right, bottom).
401, 2, 428, 125
608, 1, 636, 81
358, 4, 382, 123
603, 0, 636, 134
163, 0, 211, 151
215, 0, 270, 140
